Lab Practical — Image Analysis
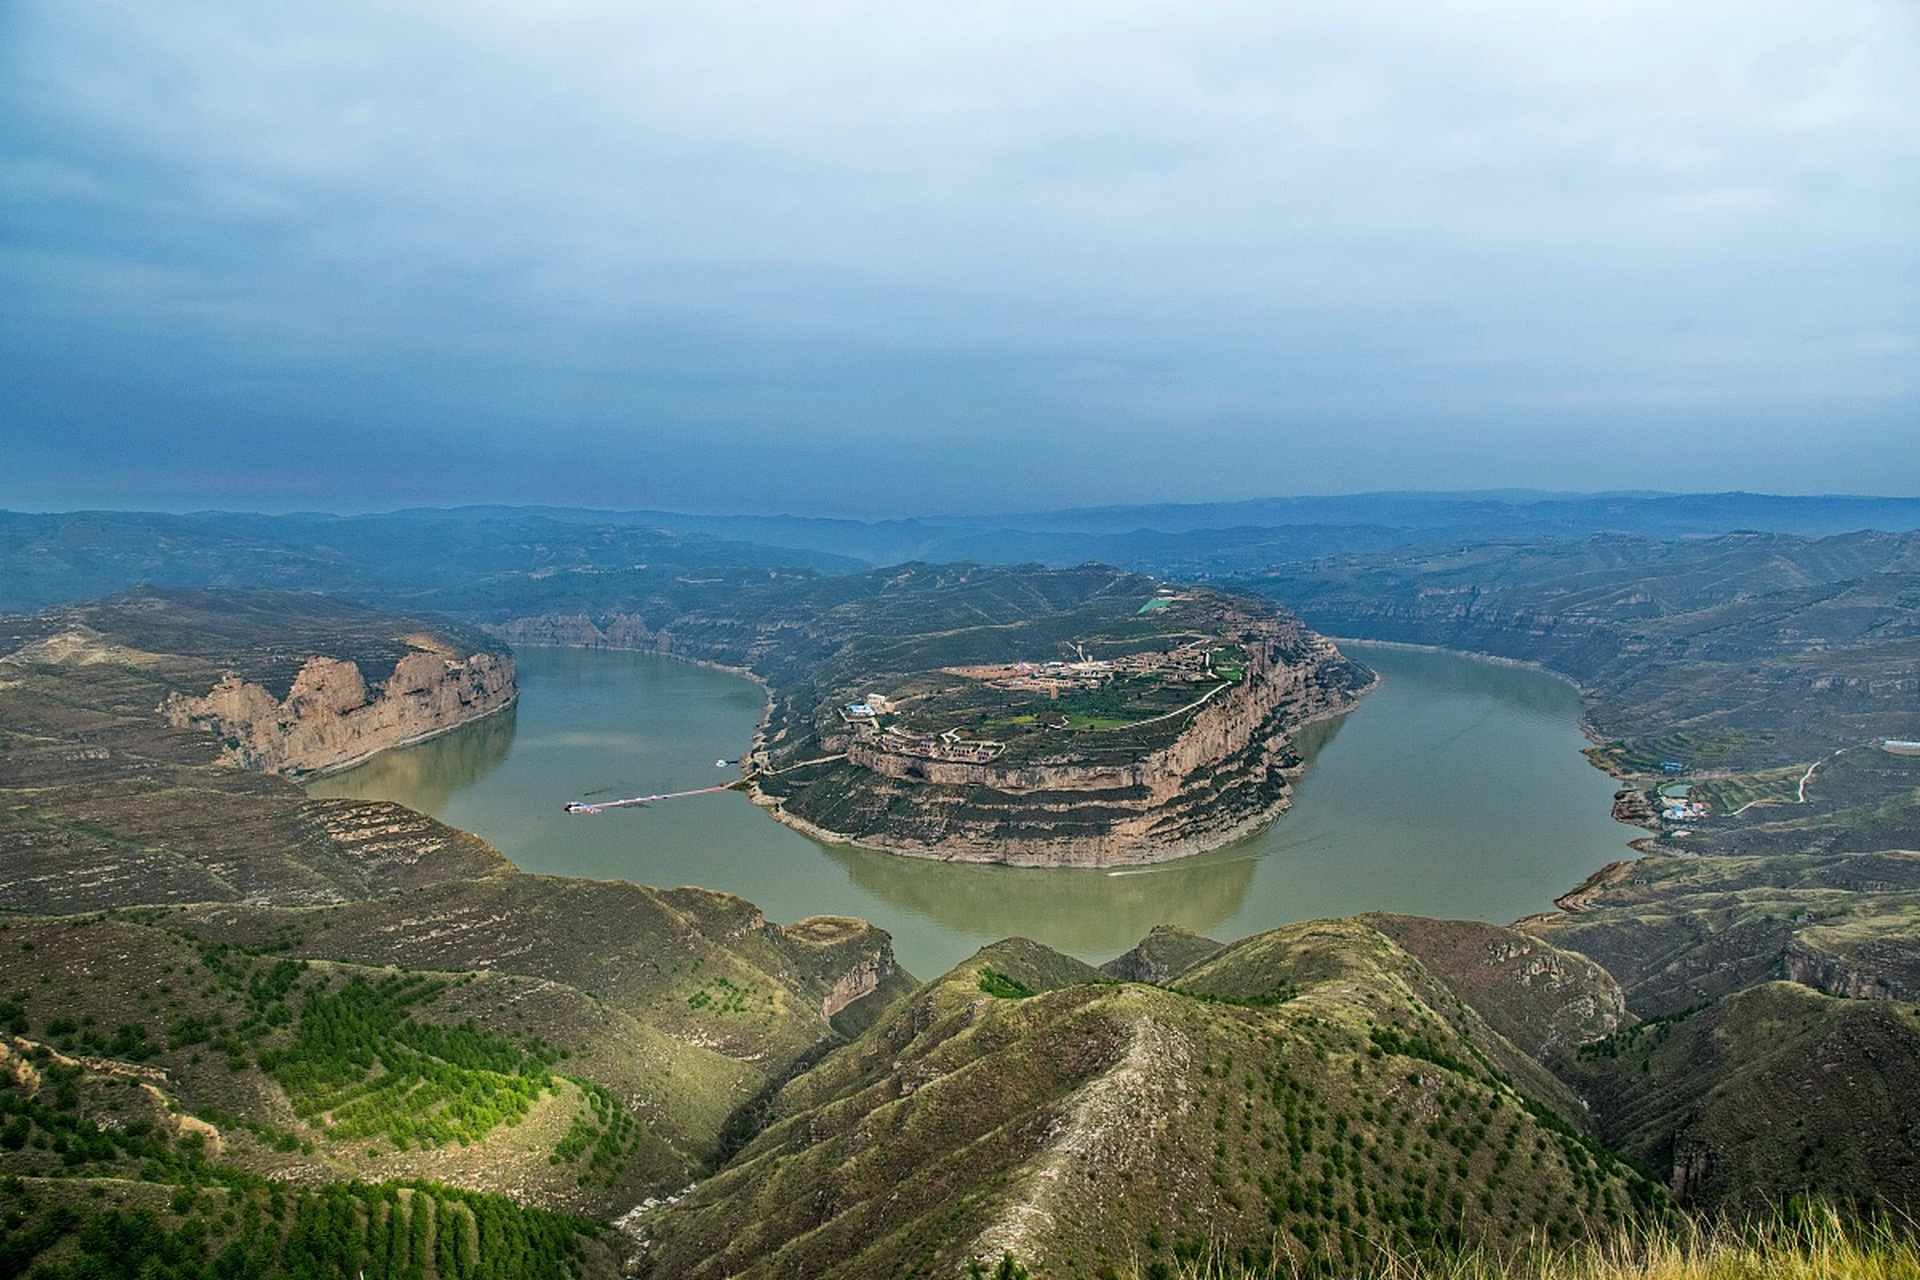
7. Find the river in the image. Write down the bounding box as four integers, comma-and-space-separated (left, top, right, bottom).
308, 643, 1633, 980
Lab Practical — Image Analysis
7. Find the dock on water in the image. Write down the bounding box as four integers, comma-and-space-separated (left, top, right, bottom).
564, 779, 745, 814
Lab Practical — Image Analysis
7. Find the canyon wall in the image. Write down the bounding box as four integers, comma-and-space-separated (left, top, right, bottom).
166, 640, 516, 776
488, 613, 665, 652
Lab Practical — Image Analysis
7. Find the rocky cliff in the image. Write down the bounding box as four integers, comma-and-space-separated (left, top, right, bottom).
1782, 935, 1920, 1002
1556, 981, 1920, 1215
489, 611, 667, 652
165, 637, 516, 776
754, 620, 1371, 867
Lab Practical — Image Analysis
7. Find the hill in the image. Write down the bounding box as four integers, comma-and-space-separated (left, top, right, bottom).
633, 919, 1663, 1279
0, 590, 912, 1275
1555, 983, 1920, 1216
1242, 529, 1920, 778
7, 512, 1920, 1272
1246, 531, 1920, 1010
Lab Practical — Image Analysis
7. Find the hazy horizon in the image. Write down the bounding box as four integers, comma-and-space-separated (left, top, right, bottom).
8, 485, 1920, 524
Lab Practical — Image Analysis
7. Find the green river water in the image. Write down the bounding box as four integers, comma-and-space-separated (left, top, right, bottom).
308, 643, 1633, 980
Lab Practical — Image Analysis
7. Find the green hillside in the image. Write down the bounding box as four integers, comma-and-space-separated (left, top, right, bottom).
634, 921, 1667, 1279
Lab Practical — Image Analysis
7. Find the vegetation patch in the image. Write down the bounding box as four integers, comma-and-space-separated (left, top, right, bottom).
1575, 1006, 1705, 1062
684, 976, 764, 1015
977, 969, 1037, 999
1110, 1204, 1919, 1279
0, 1172, 598, 1280
260, 973, 559, 1151
550, 1082, 644, 1190
1184, 983, 1300, 1009
1368, 1026, 1484, 1081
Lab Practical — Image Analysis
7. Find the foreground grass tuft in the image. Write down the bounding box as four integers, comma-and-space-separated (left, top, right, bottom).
1116, 1206, 1919, 1280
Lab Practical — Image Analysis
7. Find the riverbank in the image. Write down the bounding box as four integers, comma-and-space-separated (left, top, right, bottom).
1331, 636, 1598, 695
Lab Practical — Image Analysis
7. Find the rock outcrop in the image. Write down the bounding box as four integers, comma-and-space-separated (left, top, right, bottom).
1362, 914, 1629, 1057
1098, 924, 1227, 985
166, 639, 515, 776
1556, 981, 1920, 1215
776, 914, 907, 1023
1783, 936, 1917, 1002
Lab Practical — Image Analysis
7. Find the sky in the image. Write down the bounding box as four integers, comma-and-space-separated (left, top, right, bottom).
2, 1, 1916, 518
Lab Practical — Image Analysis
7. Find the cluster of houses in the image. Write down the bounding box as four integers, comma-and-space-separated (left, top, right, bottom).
874, 725, 1005, 763
839, 694, 1005, 762
1658, 781, 1709, 823
938, 657, 1116, 697
830, 624, 1243, 766
1662, 795, 1709, 823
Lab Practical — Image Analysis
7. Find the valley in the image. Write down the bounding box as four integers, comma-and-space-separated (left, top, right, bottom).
1, 498, 1918, 1277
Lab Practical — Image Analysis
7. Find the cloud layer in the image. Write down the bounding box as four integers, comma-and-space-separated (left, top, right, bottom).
3, 1, 1916, 514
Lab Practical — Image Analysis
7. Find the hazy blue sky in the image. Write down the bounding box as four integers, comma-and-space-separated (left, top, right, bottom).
3, 2, 1916, 517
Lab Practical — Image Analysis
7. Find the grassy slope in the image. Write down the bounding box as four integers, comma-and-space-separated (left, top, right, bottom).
1555, 983, 1920, 1217
1119, 1209, 1920, 1280
1240, 531, 1920, 1226
1525, 850, 1920, 1014
636, 921, 1667, 1280
1246, 530, 1920, 772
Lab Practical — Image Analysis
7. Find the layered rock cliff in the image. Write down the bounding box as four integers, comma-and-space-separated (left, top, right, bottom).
165, 638, 516, 776
753, 619, 1372, 867
1783, 935, 1919, 1002
489, 612, 666, 652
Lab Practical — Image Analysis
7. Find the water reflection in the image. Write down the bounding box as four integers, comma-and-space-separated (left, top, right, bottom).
1284, 704, 1351, 761
308, 702, 517, 812
824, 841, 1257, 959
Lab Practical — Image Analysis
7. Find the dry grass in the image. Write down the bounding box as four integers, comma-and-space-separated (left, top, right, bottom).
1136, 1206, 1920, 1280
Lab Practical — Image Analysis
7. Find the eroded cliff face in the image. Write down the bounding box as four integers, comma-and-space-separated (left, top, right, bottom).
1362, 914, 1629, 1058
489, 612, 665, 652
1783, 937, 1917, 1002
756, 624, 1372, 868
165, 639, 515, 776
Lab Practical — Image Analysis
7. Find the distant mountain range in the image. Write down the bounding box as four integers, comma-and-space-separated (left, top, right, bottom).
8, 491, 1920, 617
542, 490, 1920, 568
356, 490, 1920, 575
